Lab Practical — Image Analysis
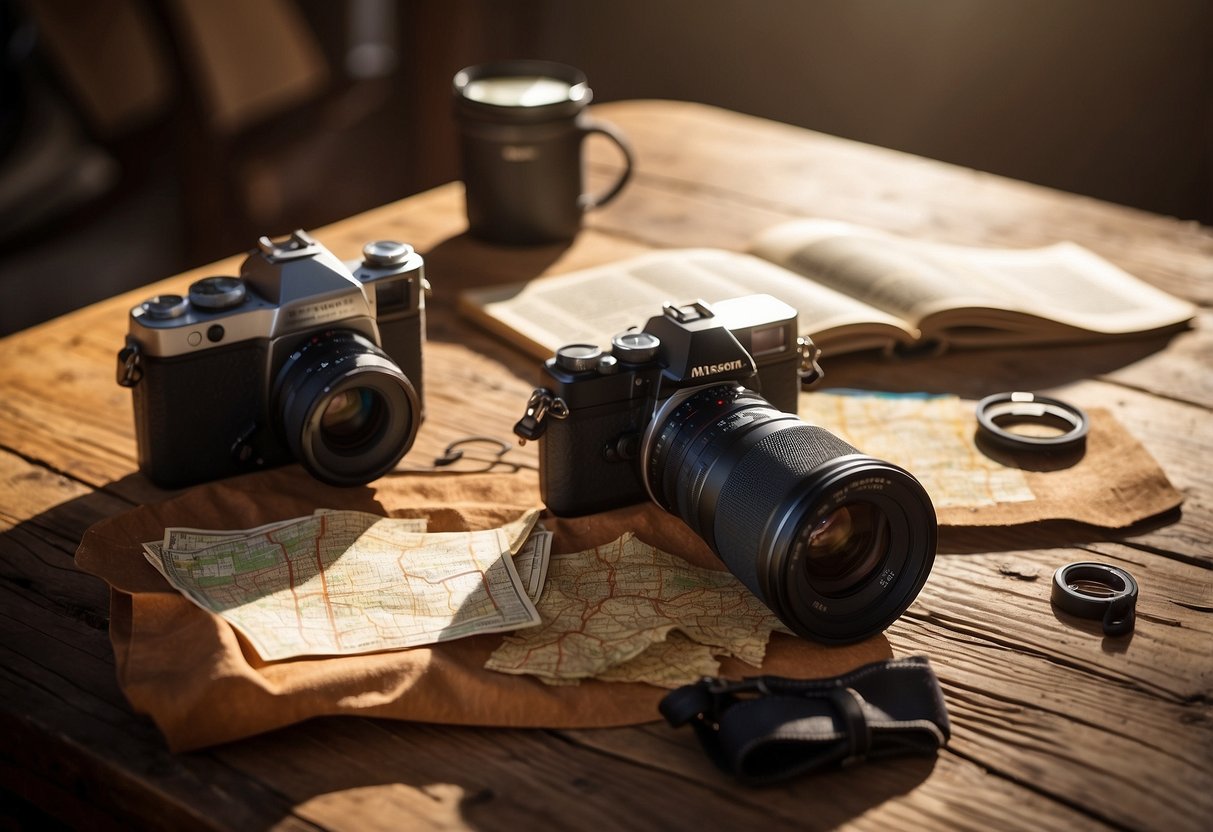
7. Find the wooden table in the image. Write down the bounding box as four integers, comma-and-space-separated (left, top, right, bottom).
2, 100, 1210, 831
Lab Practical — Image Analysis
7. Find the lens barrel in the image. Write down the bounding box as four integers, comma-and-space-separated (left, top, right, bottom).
643, 384, 936, 643
275, 330, 419, 485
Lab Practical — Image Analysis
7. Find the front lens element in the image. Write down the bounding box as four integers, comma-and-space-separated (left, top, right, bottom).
798, 502, 889, 597
319, 388, 385, 449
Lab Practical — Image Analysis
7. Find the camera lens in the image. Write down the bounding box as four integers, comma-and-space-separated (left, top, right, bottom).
798, 502, 889, 597
642, 384, 936, 643
318, 388, 384, 448
274, 330, 419, 485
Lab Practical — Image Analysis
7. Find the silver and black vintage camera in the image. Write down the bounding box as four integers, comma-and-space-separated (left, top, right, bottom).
514, 294, 937, 643
117, 230, 426, 488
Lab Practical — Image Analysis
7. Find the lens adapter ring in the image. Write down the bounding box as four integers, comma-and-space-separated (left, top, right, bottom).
976, 391, 1089, 452
1051, 561, 1138, 636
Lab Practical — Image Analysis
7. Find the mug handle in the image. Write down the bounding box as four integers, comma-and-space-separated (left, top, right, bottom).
578, 116, 634, 211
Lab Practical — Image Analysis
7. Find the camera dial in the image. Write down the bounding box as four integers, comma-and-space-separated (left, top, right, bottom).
554, 344, 603, 372
362, 241, 414, 266
188, 276, 246, 310
140, 295, 188, 320
611, 330, 661, 363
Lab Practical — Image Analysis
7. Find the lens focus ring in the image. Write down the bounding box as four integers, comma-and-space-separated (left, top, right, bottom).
713, 424, 861, 595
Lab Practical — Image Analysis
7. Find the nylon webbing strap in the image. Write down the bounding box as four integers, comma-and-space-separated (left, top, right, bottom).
659, 656, 950, 785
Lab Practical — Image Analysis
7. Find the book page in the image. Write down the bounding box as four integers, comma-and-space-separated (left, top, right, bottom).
752, 220, 1195, 341
458, 249, 917, 360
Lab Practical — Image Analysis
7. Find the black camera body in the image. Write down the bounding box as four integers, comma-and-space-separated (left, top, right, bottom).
118, 231, 426, 488
516, 293, 936, 645
524, 294, 804, 516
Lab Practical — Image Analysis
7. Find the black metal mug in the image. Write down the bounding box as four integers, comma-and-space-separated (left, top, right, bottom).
453, 60, 634, 244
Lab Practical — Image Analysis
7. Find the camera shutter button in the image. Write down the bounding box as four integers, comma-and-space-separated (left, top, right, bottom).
363, 241, 414, 266
611, 330, 661, 363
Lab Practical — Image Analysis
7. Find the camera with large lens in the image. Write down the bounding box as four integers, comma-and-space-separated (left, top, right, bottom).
514, 294, 937, 643
117, 230, 426, 488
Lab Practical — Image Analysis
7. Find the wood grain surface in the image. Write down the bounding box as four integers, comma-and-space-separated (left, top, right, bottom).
1, 100, 1210, 831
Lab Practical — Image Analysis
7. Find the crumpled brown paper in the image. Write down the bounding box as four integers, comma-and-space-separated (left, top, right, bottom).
74, 405, 1180, 751
935, 406, 1182, 526
76, 468, 890, 751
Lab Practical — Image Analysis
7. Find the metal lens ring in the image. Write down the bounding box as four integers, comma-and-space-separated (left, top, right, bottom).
976, 391, 1089, 452
1051, 561, 1138, 636
639, 383, 784, 521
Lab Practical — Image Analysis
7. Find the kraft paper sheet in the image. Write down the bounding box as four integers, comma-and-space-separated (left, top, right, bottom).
75, 407, 1181, 750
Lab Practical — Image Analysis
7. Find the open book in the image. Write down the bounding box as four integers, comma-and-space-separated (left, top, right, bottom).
457, 219, 1195, 360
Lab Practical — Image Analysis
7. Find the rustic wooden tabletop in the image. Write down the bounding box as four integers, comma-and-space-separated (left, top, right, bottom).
1, 100, 1210, 831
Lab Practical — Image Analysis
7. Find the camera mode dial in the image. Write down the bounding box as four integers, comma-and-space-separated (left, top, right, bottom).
188, 276, 247, 310
555, 344, 603, 372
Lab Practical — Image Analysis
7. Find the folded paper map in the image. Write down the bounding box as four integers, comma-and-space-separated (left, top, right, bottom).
486, 533, 788, 688
142, 509, 548, 661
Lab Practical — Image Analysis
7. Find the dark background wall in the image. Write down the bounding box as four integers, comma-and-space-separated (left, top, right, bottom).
1, 0, 1209, 336
530, 0, 1212, 226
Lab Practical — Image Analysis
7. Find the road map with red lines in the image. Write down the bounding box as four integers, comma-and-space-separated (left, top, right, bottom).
486, 533, 786, 688
142, 510, 545, 661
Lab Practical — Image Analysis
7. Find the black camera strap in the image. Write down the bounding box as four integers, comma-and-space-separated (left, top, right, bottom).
659, 656, 949, 785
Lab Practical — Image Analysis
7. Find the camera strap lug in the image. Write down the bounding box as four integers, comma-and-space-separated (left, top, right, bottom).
513, 387, 568, 444
116, 339, 143, 387
230, 422, 261, 465
796, 335, 824, 387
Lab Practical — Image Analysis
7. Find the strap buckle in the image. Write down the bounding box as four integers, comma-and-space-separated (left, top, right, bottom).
116, 339, 143, 387
512, 387, 569, 443
796, 336, 824, 386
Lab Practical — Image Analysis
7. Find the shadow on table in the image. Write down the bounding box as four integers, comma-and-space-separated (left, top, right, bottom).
421, 231, 569, 334
936, 506, 1184, 555
819, 329, 1188, 399
393, 230, 578, 386
207, 715, 940, 829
